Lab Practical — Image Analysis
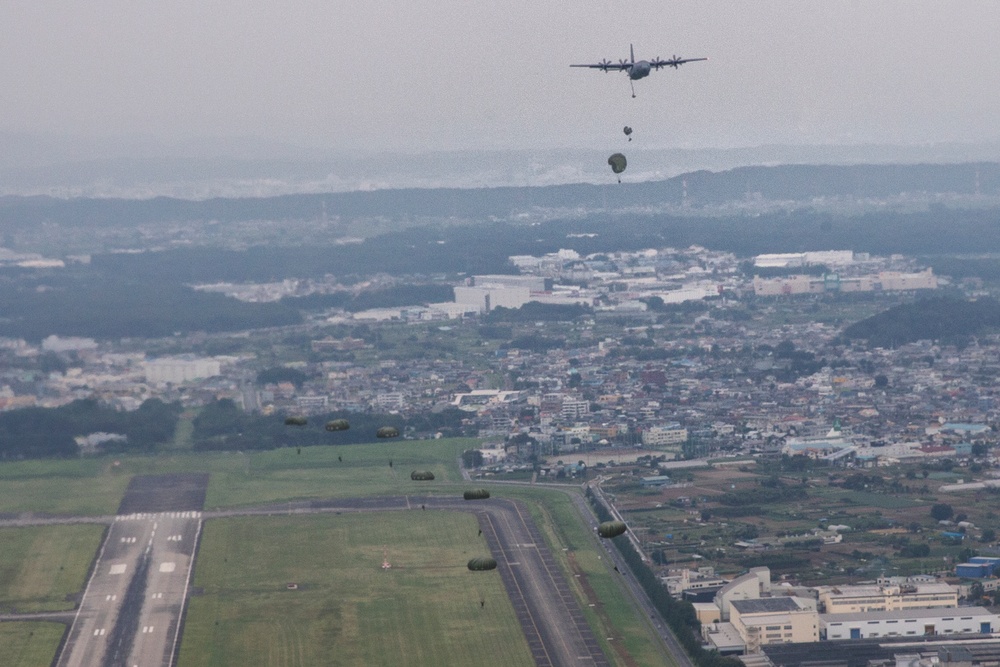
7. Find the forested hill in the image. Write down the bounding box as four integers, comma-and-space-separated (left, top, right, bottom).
2, 162, 999, 226
843, 297, 1000, 348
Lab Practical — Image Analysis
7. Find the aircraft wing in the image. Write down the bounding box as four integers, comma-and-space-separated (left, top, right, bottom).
650, 56, 708, 70
570, 62, 630, 72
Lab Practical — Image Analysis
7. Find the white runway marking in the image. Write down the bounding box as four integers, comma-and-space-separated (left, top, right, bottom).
109, 564, 127, 575
159, 562, 176, 573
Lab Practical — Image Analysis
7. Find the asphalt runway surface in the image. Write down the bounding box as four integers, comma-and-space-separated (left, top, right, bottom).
55, 473, 207, 667
6, 487, 609, 667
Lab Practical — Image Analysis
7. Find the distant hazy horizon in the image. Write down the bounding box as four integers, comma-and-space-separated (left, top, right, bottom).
3, 133, 1000, 199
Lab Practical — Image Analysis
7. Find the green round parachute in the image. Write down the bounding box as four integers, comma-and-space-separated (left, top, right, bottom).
463, 489, 491, 500
467, 556, 498, 571
410, 470, 435, 481
325, 419, 350, 432
284, 416, 308, 427
376, 426, 400, 439
598, 520, 628, 539
607, 153, 627, 174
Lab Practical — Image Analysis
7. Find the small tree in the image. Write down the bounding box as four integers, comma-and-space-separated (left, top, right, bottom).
461, 449, 484, 469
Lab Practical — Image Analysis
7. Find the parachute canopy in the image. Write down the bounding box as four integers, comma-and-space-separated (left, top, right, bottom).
325, 419, 350, 432
467, 556, 498, 571
284, 416, 308, 427
463, 489, 491, 500
376, 426, 400, 439
410, 470, 435, 481
598, 520, 627, 539
607, 153, 627, 174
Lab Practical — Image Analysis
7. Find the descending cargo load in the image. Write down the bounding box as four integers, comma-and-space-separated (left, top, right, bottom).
410, 470, 435, 481
463, 489, 491, 500
376, 426, 400, 438
325, 419, 350, 432
598, 520, 627, 538
284, 416, 308, 426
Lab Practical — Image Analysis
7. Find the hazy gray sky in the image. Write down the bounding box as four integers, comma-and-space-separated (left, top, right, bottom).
3, 1, 1000, 154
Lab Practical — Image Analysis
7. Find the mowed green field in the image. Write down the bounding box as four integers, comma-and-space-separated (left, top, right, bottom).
0, 458, 131, 515
179, 512, 533, 667
201, 438, 471, 509
0, 439, 474, 516
0, 524, 105, 613
0, 622, 66, 667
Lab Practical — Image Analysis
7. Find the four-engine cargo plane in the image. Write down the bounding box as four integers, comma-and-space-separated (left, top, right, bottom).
571, 44, 707, 97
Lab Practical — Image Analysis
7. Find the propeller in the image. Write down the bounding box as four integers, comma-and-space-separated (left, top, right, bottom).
670, 54, 682, 68
618, 58, 630, 68
599, 58, 613, 72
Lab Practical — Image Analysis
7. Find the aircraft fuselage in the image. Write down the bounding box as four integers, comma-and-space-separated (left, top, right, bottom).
628, 61, 652, 80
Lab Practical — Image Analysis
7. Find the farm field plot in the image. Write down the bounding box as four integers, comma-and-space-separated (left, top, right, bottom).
0, 622, 65, 667
179, 511, 533, 667
0, 524, 105, 613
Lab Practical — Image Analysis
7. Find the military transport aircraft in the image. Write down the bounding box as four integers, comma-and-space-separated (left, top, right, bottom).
571, 44, 707, 97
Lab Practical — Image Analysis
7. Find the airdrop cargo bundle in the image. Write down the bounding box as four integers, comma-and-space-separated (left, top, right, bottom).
410, 470, 435, 481
463, 489, 490, 500
325, 419, 350, 432
598, 520, 627, 538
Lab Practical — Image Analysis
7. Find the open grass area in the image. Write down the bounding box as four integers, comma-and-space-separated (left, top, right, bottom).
200, 438, 472, 509
0, 524, 106, 613
0, 622, 65, 667
179, 511, 532, 667
0, 438, 474, 515
0, 458, 131, 515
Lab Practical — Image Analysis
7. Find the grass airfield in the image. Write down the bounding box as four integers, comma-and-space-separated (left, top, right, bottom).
0, 438, 665, 666
0, 622, 66, 667
179, 512, 533, 667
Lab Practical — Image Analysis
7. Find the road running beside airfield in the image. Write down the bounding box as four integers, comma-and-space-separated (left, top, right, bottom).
0, 484, 610, 667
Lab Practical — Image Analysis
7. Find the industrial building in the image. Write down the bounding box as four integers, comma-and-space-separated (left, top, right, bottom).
641, 423, 688, 448
816, 583, 958, 614
731, 597, 820, 647
821, 607, 1000, 640
143, 357, 221, 384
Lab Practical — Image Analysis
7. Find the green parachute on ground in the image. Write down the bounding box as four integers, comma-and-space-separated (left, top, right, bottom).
463, 489, 490, 500
607, 153, 627, 183
598, 520, 627, 538
376, 426, 400, 438
467, 556, 498, 571
410, 470, 435, 481
284, 416, 308, 426
325, 419, 350, 432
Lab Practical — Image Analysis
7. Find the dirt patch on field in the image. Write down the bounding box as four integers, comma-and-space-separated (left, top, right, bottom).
116, 472, 210, 514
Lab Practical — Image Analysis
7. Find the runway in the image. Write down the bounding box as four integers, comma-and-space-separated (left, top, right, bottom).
54, 511, 201, 667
